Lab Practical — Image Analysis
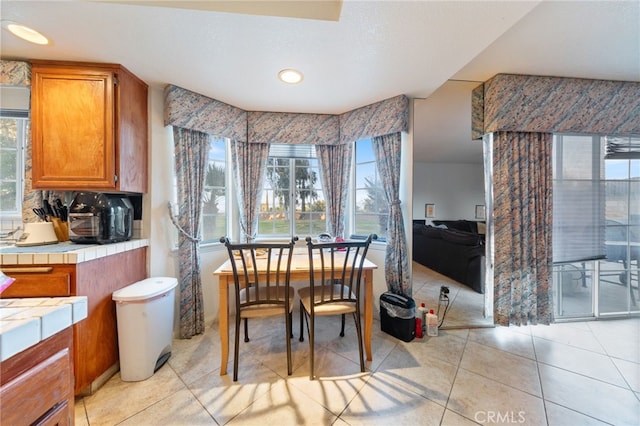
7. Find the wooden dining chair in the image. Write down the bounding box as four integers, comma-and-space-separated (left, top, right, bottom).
298, 234, 375, 379
220, 237, 296, 381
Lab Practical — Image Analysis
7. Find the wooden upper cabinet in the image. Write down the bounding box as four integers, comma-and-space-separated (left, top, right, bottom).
30, 60, 148, 193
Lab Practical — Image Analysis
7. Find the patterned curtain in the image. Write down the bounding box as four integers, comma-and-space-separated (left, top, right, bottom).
230, 140, 269, 242
169, 127, 210, 338
492, 131, 553, 326
315, 143, 353, 238
372, 133, 410, 295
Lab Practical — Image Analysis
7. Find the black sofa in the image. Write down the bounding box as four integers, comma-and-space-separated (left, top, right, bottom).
412, 220, 485, 293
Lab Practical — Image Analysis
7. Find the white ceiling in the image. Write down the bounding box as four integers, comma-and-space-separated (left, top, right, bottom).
1, 0, 638, 164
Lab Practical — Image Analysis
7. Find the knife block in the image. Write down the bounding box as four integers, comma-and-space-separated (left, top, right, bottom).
51, 218, 69, 242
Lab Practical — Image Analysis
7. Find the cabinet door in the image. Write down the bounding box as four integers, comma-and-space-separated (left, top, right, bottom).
31, 65, 116, 190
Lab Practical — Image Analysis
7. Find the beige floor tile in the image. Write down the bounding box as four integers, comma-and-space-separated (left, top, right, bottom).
533, 337, 628, 387
468, 325, 535, 359
544, 401, 611, 426
588, 318, 640, 363
611, 356, 640, 392
441, 408, 481, 425
73, 398, 89, 426
587, 317, 640, 336
375, 341, 457, 405
460, 341, 541, 396
188, 360, 280, 424
237, 325, 310, 378
286, 367, 370, 416
443, 291, 490, 328
367, 322, 401, 372
228, 379, 338, 425
293, 345, 367, 381
119, 388, 215, 425
168, 325, 221, 385
447, 368, 547, 425
339, 374, 446, 425
531, 323, 606, 353
81, 364, 186, 426
539, 363, 640, 425
416, 329, 468, 366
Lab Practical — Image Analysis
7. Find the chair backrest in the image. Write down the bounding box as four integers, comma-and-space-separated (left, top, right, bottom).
305, 234, 376, 310
220, 237, 296, 311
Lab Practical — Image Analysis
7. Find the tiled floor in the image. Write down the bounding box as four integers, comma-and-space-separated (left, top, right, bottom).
75, 264, 640, 425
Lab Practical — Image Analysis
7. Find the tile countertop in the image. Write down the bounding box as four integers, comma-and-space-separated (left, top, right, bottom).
0, 296, 88, 361
0, 239, 149, 266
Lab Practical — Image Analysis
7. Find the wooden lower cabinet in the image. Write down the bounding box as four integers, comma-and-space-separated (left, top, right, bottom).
1, 328, 74, 426
1, 247, 147, 394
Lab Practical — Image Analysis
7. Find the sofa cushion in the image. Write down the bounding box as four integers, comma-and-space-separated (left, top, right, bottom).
420, 225, 443, 239
440, 229, 481, 246
432, 220, 477, 234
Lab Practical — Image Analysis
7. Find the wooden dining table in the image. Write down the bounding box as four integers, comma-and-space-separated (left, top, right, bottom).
213, 248, 378, 376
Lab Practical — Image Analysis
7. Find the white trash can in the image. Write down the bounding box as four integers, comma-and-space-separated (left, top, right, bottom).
112, 277, 178, 381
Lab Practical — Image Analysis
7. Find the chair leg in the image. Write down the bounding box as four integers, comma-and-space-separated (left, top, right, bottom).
309, 312, 315, 380
285, 311, 292, 376
234, 315, 242, 382
299, 300, 305, 342
244, 318, 250, 342
289, 312, 293, 339
340, 313, 345, 337
353, 312, 365, 373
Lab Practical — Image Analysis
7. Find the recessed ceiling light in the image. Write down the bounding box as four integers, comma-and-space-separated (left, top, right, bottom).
3, 21, 49, 45
278, 69, 304, 84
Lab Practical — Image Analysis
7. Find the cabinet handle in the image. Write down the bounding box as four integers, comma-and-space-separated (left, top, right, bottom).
1, 267, 54, 274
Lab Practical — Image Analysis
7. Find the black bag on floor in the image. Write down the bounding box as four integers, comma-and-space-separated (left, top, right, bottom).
380, 291, 416, 342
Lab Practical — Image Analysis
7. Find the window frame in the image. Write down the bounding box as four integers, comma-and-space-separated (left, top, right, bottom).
200, 136, 229, 244
351, 138, 388, 241
257, 145, 325, 239
0, 113, 28, 220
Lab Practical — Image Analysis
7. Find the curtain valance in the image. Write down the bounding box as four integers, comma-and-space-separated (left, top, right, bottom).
0, 60, 31, 86
164, 85, 247, 141
472, 74, 640, 138
164, 85, 409, 144
339, 95, 409, 144
248, 111, 339, 145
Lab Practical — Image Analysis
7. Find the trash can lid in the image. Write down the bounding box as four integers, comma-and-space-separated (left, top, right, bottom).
112, 277, 178, 302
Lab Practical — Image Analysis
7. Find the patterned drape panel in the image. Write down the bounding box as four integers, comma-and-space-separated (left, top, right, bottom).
492, 131, 553, 326
230, 140, 269, 241
170, 127, 209, 338
372, 133, 410, 295
315, 144, 353, 238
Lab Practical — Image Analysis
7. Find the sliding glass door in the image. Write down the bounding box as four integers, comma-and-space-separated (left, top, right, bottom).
599, 140, 639, 315
553, 134, 639, 319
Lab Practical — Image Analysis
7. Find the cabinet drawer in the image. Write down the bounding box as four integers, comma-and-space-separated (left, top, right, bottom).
34, 400, 70, 426
0, 266, 72, 297
0, 347, 71, 425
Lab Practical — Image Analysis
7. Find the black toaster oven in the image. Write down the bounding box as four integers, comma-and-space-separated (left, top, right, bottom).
68, 192, 133, 244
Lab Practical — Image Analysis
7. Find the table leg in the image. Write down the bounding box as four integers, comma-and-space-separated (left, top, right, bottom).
364, 269, 373, 361
219, 277, 229, 375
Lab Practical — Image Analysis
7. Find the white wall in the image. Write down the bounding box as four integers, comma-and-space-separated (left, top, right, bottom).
412, 162, 485, 223
146, 87, 228, 327
145, 86, 413, 328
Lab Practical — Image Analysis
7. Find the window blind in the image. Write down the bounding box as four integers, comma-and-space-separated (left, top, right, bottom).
552, 135, 606, 263
268, 143, 316, 158
604, 136, 640, 160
